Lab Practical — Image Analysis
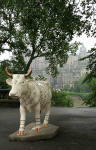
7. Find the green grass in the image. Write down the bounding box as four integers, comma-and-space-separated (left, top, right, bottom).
62, 91, 89, 98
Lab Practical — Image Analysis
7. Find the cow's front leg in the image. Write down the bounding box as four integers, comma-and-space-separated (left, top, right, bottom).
18, 105, 26, 136
35, 103, 41, 132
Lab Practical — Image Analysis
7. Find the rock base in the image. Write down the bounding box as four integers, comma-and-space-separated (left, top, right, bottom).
9, 123, 59, 141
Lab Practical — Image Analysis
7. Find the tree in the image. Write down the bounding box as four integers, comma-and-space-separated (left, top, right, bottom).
79, 46, 96, 106
80, 46, 96, 82
83, 78, 96, 106
0, 61, 11, 88
72, 75, 90, 93
0, 0, 96, 76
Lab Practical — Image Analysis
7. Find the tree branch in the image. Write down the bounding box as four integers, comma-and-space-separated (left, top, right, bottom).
1, 49, 11, 51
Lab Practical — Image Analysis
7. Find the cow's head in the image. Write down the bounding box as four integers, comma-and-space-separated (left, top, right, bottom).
5, 67, 32, 97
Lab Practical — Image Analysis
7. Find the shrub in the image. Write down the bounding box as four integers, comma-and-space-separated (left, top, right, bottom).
83, 78, 96, 107
52, 89, 74, 107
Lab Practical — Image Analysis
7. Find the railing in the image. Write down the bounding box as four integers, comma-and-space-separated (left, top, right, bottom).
0, 89, 10, 99
0, 89, 19, 107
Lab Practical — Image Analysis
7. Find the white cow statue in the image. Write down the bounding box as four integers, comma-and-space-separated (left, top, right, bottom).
5, 67, 52, 136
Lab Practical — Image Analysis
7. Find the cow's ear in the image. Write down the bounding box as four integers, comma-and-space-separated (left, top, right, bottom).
6, 78, 12, 86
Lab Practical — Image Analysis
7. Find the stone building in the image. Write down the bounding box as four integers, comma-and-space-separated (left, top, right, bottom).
31, 44, 88, 89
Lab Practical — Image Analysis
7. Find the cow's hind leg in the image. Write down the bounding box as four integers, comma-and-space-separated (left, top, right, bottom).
35, 103, 41, 132
43, 103, 51, 127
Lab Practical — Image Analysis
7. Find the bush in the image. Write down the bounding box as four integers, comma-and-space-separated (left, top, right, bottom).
52, 89, 74, 107
83, 78, 96, 107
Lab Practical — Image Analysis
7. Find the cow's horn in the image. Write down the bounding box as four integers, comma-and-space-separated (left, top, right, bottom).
5, 67, 13, 77
24, 68, 32, 77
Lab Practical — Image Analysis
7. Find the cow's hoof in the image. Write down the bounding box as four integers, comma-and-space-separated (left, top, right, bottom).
43, 123, 48, 127
18, 130, 24, 136
35, 128, 40, 132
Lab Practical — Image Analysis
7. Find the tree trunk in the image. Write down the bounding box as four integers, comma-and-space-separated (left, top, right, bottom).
24, 45, 36, 73
25, 56, 34, 73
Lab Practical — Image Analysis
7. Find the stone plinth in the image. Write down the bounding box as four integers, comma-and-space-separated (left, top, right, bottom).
9, 123, 59, 141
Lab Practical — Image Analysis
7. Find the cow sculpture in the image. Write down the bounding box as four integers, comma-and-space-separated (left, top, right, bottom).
5, 67, 52, 136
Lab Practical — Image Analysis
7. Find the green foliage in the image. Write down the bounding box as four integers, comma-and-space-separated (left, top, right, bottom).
83, 78, 96, 107
0, 0, 96, 76
72, 78, 90, 93
80, 47, 96, 82
0, 65, 9, 89
52, 89, 74, 107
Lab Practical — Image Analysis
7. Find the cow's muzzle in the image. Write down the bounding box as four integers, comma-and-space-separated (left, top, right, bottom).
9, 92, 17, 97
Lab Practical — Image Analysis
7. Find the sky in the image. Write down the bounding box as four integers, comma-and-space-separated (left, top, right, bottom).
0, 34, 96, 61
73, 34, 96, 51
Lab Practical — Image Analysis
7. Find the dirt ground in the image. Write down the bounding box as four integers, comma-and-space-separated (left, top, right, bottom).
0, 107, 96, 150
